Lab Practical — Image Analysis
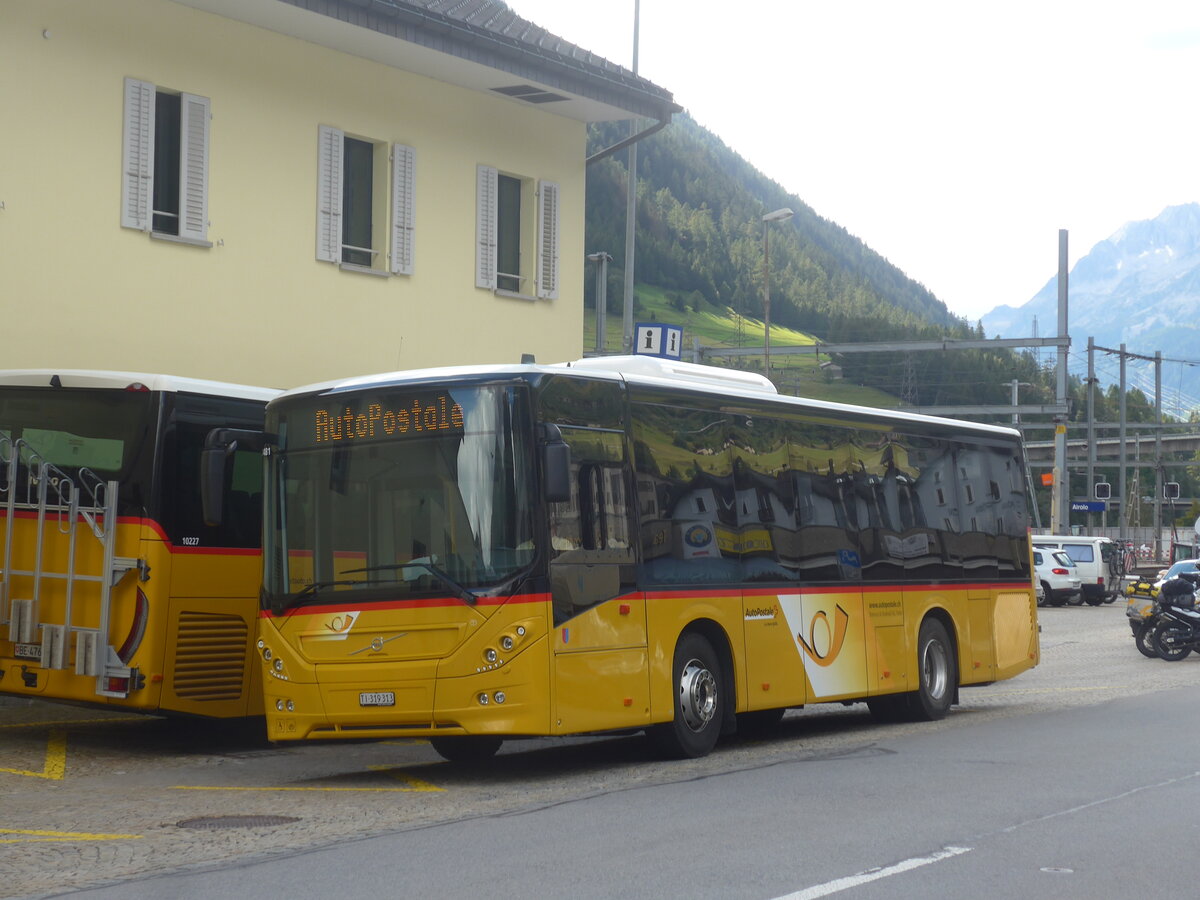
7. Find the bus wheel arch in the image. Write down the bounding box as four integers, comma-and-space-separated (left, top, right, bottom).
649, 622, 734, 758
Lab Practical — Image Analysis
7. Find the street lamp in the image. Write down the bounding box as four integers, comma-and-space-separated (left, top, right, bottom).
762, 207, 794, 374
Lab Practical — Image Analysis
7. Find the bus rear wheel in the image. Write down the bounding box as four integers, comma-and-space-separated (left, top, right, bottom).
910, 618, 956, 720
649, 632, 723, 759
429, 736, 503, 762
869, 618, 956, 723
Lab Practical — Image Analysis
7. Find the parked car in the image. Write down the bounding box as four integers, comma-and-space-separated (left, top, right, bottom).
1155, 558, 1200, 590
1034, 548, 1082, 606
1033, 536, 1118, 604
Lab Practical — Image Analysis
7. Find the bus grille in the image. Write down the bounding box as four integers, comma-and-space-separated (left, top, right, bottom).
172, 611, 249, 701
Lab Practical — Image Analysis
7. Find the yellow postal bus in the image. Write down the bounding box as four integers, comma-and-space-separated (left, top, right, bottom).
0, 370, 276, 717
252, 357, 1038, 758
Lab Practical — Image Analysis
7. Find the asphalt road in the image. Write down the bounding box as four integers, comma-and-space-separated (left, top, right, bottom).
3, 601, 1196, 899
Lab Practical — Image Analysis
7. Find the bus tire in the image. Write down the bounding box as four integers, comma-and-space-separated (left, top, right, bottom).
649, 632, 723, 759
736, 707, 786, 737
865, 694, 906, 723
429, 736, 503, 762
909, 618, 956, 720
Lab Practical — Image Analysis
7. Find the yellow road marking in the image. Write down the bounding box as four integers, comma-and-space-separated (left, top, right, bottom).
0, 827, 142, 844
0, 716, 144, 730
367, 765, 443, 791
0, 729, 66, 780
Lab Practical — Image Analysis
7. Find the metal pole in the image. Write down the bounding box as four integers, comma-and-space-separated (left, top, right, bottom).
1155, 351, 1163, 560
587, 252, 611, 354
1088, 337, 1097, 534
1119, 343, 1128, 543
1010, 379, 1020, 425
763, 220, 771, 373
621, 0, 640, 354
759, 208, 793, 379
1052, 230, 1069, 532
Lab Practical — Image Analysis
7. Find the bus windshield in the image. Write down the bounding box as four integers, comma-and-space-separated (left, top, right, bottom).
264, 384, 535, 608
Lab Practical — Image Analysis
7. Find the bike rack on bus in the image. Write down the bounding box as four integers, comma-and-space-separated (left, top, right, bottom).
0, 433, 140, 698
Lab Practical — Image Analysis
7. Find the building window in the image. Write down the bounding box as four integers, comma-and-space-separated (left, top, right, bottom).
317, 126, 415, 275
496, 174, 523, 292
476, 165, 558, 299
121, 78, 210, 244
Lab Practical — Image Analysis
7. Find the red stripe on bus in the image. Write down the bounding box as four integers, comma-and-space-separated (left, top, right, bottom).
0, 509, 261, 555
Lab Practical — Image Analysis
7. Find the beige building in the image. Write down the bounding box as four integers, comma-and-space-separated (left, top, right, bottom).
2, 0, 676, 389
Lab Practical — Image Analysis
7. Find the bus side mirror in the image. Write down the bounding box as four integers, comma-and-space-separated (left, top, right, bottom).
201, 428, 266, 527
541, 424, 571, 504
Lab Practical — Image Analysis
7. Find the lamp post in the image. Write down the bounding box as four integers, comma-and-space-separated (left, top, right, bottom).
587, 252, 612, 354
762, 207, 794, 374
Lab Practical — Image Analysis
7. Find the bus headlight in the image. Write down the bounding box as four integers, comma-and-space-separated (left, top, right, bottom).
273, 658, 284, 673
484, 648, 498, 664
500, 636, 514, 651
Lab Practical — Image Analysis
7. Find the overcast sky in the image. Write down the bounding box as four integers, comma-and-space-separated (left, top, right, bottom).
509, 0, 1200, 322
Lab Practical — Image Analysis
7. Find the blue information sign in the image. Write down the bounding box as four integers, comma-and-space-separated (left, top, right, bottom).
634, 323, 683, 359
1071, 501, 1107, 513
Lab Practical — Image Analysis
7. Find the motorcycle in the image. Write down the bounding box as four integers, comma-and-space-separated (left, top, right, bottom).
1125, 577, 1161, 659
1151, 572, 1200, 661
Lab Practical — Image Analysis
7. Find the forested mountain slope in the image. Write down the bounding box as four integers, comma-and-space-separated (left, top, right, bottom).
584, 114, 1035, 407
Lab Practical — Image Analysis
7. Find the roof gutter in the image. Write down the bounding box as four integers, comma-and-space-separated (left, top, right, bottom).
327, 0, 678, 120
586, 117, 669, 166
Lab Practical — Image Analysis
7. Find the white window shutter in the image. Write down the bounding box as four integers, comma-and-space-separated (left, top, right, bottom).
537, 180, 560, 300
316, 125, 344, 262
121, 78, 155, 231
476, 164, 498, 289
178, 92, 210, 242
390, 143, 415, 275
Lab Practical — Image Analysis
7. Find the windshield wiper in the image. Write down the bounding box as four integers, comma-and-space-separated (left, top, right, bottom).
274, 577, 383, 613
342, 562, 478, 605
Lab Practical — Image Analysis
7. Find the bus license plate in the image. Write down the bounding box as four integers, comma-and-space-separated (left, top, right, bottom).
359, 691, 395, 707
13, 643, 41, 661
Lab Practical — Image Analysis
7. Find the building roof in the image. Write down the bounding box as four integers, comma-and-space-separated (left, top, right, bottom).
175, 0, 679, 122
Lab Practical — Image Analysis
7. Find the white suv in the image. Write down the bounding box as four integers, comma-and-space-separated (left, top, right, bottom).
1034, 548, 1082, 607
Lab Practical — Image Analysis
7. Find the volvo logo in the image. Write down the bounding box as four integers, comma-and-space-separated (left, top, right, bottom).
350, 633, 408, 655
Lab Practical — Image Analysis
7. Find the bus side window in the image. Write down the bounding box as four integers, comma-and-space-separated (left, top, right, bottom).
630, 402, 739, 587
163, 396, 265, 549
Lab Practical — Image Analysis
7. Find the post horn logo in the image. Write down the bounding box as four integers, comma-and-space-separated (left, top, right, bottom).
796, 604, 850, 668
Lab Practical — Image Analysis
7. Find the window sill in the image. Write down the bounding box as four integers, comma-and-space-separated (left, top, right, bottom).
149, 231, 213, 249
338, 263, 390, 278
494, 288, 540, 302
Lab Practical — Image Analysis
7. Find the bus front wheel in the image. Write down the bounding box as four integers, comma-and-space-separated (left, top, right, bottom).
649, 632, 723, 759
429, 735, 503, 763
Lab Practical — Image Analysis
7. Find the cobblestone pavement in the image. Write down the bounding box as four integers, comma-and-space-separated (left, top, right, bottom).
1, 603, 1189, 898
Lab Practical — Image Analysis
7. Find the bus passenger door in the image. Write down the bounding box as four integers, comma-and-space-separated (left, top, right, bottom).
545, 424, 646, 735
161, 398, 267, 718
